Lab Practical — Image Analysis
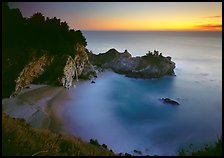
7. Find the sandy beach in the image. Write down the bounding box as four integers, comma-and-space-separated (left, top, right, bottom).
2, 70, 108, 132
2, 84, 72, 132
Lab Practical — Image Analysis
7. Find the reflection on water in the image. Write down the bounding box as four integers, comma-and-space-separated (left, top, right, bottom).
59, 31, 221, 156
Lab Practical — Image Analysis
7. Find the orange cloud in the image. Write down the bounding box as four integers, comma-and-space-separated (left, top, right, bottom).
201, 15, 221, 19
195, 24, 222, 31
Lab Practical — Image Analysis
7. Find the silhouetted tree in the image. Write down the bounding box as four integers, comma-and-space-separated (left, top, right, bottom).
2, 3, 88, 98
146, 51, 153, 57
153, 50, 159, 56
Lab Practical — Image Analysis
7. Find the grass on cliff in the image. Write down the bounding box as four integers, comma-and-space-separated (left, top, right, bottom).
2, 113, 116, 156
178, 137, 222, 156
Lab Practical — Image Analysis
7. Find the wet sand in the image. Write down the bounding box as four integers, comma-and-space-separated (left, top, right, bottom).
2, 84, 72, 132
2, 70, 113, 132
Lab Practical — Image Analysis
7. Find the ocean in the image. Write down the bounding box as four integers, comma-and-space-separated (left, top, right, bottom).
61, 31, 222, 155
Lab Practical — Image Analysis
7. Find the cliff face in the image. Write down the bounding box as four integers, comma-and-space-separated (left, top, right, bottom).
2, 3, 91, 98
126, 55, 175, 78
11, 53, 53, 97
60, 44, 92, 88
88, 49, 175, 79
61, 56, 75, 88
73, 43, 89, 80
8, 47, 175, 97
10, 44, 95, 97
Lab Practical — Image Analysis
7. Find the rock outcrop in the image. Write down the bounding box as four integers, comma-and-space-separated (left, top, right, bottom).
160, 98, 180, 105
11, 53, 53, 97
9, 47, 175, 97
88, 49, 175, 79
80, 62, 97, 80
61, 56, 75, 88
60, 43, 95, 88
11, 43, 96, 96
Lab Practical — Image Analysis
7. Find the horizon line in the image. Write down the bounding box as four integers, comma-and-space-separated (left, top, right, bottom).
81, 29, 222, 32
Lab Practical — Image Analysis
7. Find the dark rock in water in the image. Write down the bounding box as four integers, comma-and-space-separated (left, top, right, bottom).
161, 98, 180, 105
25, 86, 31, 89
125, 153, 132, 156
91, 81, 95, 83
133, 150, 142, 155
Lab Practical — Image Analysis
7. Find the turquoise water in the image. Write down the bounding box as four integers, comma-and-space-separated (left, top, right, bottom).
60, 31, 222, 155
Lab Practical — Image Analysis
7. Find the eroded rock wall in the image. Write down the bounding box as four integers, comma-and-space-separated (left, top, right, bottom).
10, 43, 95, 96
60, 43, 92, 88
11, 53, 53, 97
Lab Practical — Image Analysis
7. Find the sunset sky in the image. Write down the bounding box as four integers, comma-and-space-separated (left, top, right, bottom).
8, 2, 222, 31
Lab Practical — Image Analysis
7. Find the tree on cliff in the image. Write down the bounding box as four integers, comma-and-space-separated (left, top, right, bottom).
2, 2, 87, 56
2, 2, 88, 98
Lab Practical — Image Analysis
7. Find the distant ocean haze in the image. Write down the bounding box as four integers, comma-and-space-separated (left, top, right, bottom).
83, 30, 221, 80
59, 31, 221, 156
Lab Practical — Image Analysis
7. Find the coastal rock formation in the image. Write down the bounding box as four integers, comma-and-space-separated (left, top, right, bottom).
88, 48, 176, 79
60, 44, 96, 88
11, 53, 53, 97
61, 56, 75, 88
9, 47, 175, 97
73, 43, 89, 80
160, 98, 180, 105
80, 62, 97, 80
2, 3, 91, 98
10, 44, 94, 96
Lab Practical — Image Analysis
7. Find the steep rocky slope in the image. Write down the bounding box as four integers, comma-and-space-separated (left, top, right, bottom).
10, 44, 96, 97
11, 53, 53, 97
8, 47, 175, 97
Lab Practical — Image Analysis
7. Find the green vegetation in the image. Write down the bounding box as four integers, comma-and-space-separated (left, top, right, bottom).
89, 138, 100, 146
178, 137, 222, 156
2, 110, 221, 156
87, 48, 120, 67
136, 50, 165, 70
2, 2, 87, 98
2, 2, 87, 56
133, 149, 142, 155
2, 113, 116, 156
32, 55, 67, 85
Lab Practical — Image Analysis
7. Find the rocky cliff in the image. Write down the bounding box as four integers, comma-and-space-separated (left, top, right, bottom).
88, 49, 175, 79
2, 3, 91, 98
8, 47, 175, 97
10, 43, 96, 97
60, 44, 90, 88
11, 53, 53, 97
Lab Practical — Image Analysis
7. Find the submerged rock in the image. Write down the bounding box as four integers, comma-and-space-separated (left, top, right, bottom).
160, 98, 180, 105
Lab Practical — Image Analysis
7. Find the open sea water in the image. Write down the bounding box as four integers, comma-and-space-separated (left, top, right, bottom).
60, 31, 222, 155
